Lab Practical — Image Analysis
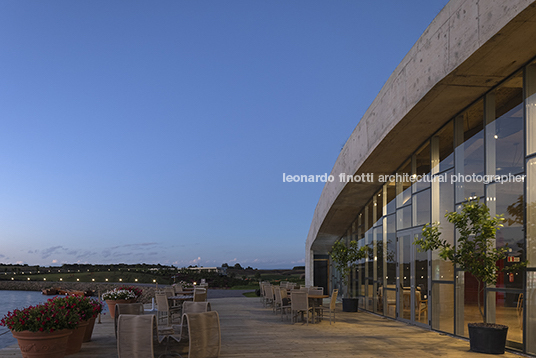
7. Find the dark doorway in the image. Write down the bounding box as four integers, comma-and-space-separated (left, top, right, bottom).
314, 255, 329, 293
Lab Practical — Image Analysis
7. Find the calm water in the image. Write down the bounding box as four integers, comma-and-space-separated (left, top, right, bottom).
0, 290, 55, 349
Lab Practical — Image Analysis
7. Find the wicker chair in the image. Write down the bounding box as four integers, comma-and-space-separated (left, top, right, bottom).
156, 292, 181, 325
117, 314, 158, 358
317, 289, 338, 324
182, 311, 221, 358
183, 301, 211, 314
114, 303, 144, 338
290, 291, 312, 325
193, 288, 207, 302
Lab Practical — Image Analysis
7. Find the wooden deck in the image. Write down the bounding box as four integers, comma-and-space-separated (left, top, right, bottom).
0, 296, 525, 357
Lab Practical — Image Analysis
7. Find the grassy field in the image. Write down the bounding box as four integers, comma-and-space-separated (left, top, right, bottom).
1, 268, 305, 289
2, 270, 168, 284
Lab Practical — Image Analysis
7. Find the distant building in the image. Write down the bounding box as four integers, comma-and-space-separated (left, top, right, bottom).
306, 1, 536, 355
185, 267, 227, 275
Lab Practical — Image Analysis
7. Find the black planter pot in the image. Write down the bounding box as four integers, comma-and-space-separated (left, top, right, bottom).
468, 323, 508, 354
342, 298, 359, 312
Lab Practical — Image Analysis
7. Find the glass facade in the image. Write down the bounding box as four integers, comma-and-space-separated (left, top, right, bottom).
325, 59, 536, 354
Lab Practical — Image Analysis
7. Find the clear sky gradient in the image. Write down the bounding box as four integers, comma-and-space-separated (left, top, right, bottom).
0, 0, 449, 269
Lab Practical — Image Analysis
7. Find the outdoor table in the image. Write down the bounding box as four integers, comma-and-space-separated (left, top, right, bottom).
308, 294, 329, 323
168, 294, 194, 311
169, 294, 194, 302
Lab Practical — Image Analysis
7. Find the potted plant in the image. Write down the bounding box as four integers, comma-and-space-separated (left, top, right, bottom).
414, 199, 527, 354
102, 286, 143, 318
330, 239, 369, 312
56, 296, 102, 355
83, 298, 104, 342
0, 299, 81, 358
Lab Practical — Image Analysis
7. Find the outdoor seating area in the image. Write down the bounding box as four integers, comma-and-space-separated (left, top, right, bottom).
0, 293, 524, 357
115, 284, 217, 357
259, 281, 332, 325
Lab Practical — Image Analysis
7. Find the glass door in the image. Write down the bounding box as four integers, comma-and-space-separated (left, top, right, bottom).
397, 228, 430, 326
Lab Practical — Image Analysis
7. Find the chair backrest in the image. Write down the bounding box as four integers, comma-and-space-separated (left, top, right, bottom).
183, 311, 221, 358
415, 289, 423, 308
262, 284, 272, 299
164, 286, 174, 297
308, 289, 323, 296
114, 303, 144, 338
403, 289, 411, 310
117, 314, 156, 358
386, 288, 396, 303
330, 289, 338, 310
183, 301, 211, 314
280, 281, 289, 287
155, 292, 170, 311
299, 286, 309, 292
273, 286, 282, 305
291, 291, 308, 311
173, 284, 183, 294
280, 287, 288, 299
193, 288, 207, 302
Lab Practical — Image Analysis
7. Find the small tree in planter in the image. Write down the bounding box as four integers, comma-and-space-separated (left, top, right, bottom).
414, 199, 526, 354
330, 239, 369, 312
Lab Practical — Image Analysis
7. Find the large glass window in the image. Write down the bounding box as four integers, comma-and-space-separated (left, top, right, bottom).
415, 231, 429, 325
528, 159, 536, 267
385, 214, 397, 287
328, 59, 536, 354
527, 271, 536, 355
365, 228, 373, 311
436, 120, 454, 173
433, 169, 455, 281
415, 141, 431, 192
457, 271, 485, 338
397, 205, 411, 230
374, 191, 383, 227
373, 225, 382, 313
396, 160, 412, 208
486, 72, 524, 176
526, 61, 536, 156
455, 99, 485, 203
431, 282, 454, 334
487, 291, 523, 346
487, 181, 524, 289
414, 188, 431, 226
384, 214, 397, 318
399, 232, 412, 321
366, 201, 374, 231
385, 179, 396, 215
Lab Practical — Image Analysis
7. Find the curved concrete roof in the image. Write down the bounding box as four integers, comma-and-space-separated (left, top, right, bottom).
307, 0, 536, 254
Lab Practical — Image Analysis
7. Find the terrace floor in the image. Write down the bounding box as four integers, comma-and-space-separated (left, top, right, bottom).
0, 293, 529, 357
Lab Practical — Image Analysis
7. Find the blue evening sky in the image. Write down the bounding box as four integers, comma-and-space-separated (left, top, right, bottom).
0, 1, 449, 269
